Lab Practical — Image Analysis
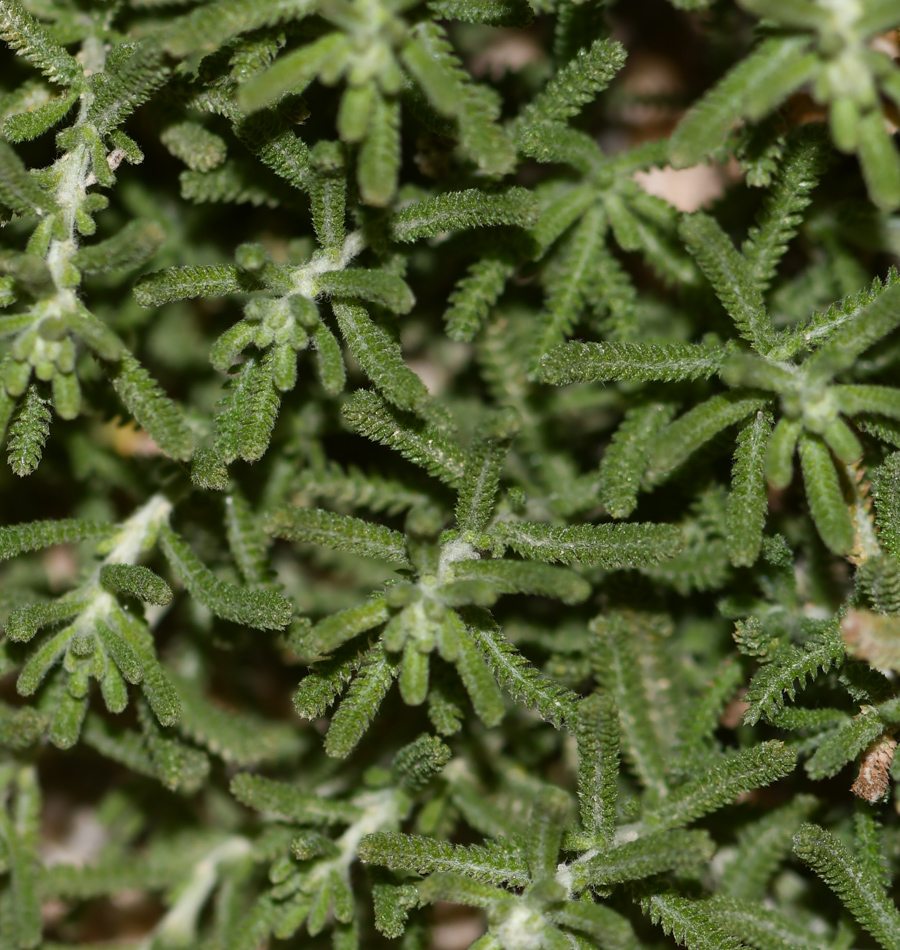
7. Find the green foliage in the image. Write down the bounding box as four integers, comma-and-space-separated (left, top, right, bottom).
266, 506, 410, 565
519, 37, 626, 129
592, 610, 671, 799
573, 693, 618, 844
74, 220, 165, 276
7, 385, 50, 476
680, 212, 769, 349
3, 3, 900, 949
0, 0, 80, 85
0, 767, 41, 950
597, 401, 677, 518
804, 708, 885, 780
159, 525, 291, 630
727, 410, 773, 566
363, 667, 796, 950
743, 128, 829, 290
359, 832, 529, 886
99, 564, 172, 606
669, 2, 900, 209
743, 627, 846, 725
105, 354, 193, 462
541, 131, 900, 556
570, 829, 716, 888
470, 616, 579, 728
444, 256, 516, 342
798, 432, 854, 555
794, 822, 900, 949
173, 671, 301, 765
456, 409, 519, 533
703, 895, 843, 950
643, 892, 744, 950
0, 141, 55, 217
494, 520, 684, 568
540, 341, 725, 384
134, 265, 246, 307
0, 518, 110, 562
719, 795, 818, 901
342, 391, 467, 486
223, 3, 516, 203
324, 644, 397, 758
390, 187, 538, 243
332, 300, 429, 413
649, 741, 797, 830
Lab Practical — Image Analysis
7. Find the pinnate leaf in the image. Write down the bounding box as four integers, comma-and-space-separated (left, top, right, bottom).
159, 526, 291, 630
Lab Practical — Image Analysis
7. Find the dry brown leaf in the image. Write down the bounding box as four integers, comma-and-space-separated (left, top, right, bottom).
852, 732, 897, 802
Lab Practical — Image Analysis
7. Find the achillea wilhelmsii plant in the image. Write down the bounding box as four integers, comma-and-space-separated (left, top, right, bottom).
5, 0, 900, 948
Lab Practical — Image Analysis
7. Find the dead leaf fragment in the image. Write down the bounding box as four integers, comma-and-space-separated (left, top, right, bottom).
842, 609, 900, 672
852, 732, 897, 802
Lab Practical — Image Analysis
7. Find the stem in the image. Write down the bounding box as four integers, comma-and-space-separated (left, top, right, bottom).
143, 836, 252, 948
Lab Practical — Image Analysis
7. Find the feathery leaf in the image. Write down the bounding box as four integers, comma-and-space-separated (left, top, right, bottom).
598, 401, 677, 518
456, 409, 519, 533
727, 410, 773, 566
359, 833, 529, 887
679, 213, 769, 350
265, 507, 409, 565
669, 35, 814, 167
160, 0, 314, 57
704, 895, 837, 950
308, 598, 391, 655
450, 558, 590, 604
7, 385, 50, 477
332, 301, 430, 414
2, 86, 78, 143
427, 0, 533, 27
539, 341, 724, 384
0, 0, 82, 85
743, 127, 828, 291
106, 354, 193, 461
343, 391, 466, 487
0, 767, 42, 949
0, 140, 56, 215
159, 526, 292, 630
650, 742, 796, 830
6, 601, 83, 643
805, 709, 886, 780
519, 37, 626, 128
100, 564, 173, 606
643, 892, 744, 950
391, 188, 538, 243
318, 270, 414, 315
112, 617, 181, 726
134, 265, 246, 308
444, 256, 515, 342
495, 521, 683, 568
403, 22, 515, 176
804, 281, 900, 380
591, 611, 670, 799
573, 693, 619, 843
224, 490, 272, 587
231, 773, 359, 824
719, 795, 818, 900
469, 616, 578, 728
75, 221, 166, 276
647, 393, 768, 486
794, 823, 900, 950
0, 518, 110, 561
325, 644, 398, 758
572, 830, 715, 889
798, 432, 853, 555
743, 630, 845, 725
